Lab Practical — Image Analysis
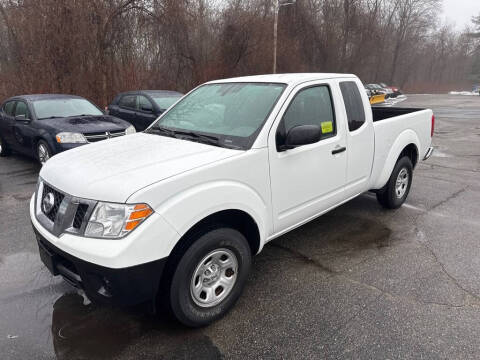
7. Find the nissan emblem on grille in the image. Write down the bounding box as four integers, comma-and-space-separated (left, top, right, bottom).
42, 192, 55, 214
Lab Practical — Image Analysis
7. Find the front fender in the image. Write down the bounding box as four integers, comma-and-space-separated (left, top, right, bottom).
373, 129, 420, 189
156, 181, 269, 252
33, 130, 57, 153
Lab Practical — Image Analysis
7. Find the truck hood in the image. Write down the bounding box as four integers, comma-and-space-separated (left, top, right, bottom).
40, 133, 242, 202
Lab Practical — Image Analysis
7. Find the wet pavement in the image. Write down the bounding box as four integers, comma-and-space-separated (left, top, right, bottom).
1, 94, 479, 359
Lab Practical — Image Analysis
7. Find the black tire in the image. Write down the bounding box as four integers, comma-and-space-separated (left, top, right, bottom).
0, 135, 11, 157
169, 227, 252, 327
376, 156, 413, 209
36, 140, 52, 165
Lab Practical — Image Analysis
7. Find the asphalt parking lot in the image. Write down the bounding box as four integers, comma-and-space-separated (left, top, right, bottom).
1, 94, 479, 359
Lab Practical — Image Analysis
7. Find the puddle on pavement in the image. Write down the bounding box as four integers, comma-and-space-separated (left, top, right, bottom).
1, 253, 221, 359
48, 212, 392, 358
266, 212, 394, 273
51, 293, 222, 359
282, 213, 393, 252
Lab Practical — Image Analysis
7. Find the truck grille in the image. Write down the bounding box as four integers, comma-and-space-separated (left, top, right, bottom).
83, 130, 126, 143
41, 184, 65, 222
35, 180, 97, 237
73, 204, 89, 229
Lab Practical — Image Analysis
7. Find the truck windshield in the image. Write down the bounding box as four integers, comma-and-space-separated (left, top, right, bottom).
33, 99, 103, 119
150, 82, 286, 149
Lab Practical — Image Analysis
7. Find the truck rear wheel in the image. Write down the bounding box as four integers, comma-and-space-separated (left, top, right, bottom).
376, 156, 413, 209
169, 227, 252, 327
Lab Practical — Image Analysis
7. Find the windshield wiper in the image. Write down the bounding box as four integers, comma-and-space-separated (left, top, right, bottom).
147, 126, 177, 138
38, 116, 64, 120
147, 126, 221, 147
171, 130, 221, 147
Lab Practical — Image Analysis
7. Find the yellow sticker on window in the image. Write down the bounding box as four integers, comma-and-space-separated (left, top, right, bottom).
321, 121, 333, 134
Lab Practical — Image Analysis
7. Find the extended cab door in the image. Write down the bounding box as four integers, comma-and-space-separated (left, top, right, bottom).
339, 80, 375, 197
268, 82, 348, 233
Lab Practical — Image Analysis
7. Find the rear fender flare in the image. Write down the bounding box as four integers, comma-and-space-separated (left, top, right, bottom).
374, 129, 420, 189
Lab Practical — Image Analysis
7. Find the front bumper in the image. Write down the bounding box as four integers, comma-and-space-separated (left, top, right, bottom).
50, 142, 86, 156
33, 225, 166, 306
30, 193, 179, 268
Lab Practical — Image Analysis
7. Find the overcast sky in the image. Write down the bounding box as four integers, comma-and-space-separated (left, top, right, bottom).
442, 0, 480, 30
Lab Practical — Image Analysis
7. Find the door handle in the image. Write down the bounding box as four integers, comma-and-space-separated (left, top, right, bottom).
331, 146, 346, 155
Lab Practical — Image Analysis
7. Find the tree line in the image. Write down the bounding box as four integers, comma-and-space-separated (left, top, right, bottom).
0, 0, 478, 106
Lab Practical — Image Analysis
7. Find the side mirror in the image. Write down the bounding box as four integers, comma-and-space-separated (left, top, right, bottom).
15, 114, 29, 122
141, 105, 153, 112
280, 125, 321, 151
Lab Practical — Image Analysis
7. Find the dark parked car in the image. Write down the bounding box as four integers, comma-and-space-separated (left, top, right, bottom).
366, 83, 388, 95
107, 90, 183, 131
379, 82, 402, 97
0, 94, 135, 164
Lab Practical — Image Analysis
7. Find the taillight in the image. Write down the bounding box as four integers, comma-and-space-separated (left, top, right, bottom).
431, 114, 435, 137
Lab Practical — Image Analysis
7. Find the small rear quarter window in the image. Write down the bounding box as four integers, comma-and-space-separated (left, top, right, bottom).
340, 81, 366, 132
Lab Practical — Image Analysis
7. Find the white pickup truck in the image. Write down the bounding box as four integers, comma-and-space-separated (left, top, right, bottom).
31, 73, 434, 326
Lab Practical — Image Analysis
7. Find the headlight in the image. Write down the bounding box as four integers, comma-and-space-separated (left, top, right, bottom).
84, 202, 153, 239
125, 125, 136, 135
56, 132, 87, 144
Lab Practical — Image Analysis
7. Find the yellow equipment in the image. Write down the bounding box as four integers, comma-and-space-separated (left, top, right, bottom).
369, 94, 386, 105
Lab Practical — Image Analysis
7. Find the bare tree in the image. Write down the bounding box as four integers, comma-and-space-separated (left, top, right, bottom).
0, 0, 476, 104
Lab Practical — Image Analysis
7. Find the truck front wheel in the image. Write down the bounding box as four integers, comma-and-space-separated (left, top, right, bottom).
169, 227, 252, 327
376, 156, 413, 209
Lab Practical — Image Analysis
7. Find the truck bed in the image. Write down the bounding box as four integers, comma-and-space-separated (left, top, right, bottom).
369, 106, 433, 190
372, 107, 425, 122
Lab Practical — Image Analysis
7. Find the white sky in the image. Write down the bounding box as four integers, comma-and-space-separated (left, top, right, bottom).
442, 0, 480, 30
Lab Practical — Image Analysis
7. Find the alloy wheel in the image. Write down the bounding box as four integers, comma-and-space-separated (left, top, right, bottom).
395, 168, 409, 198
38, 143, 50, 165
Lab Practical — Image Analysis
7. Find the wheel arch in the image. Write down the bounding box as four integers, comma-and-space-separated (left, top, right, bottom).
157, 208, 261, 307
399, 143, 418, 169
168, 209, 261, 260
372, 129, 420, 189
32, 134, 55, 155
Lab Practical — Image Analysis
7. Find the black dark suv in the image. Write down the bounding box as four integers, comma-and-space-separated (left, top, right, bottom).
0, 94, 135, 164
107, 90, 183, 131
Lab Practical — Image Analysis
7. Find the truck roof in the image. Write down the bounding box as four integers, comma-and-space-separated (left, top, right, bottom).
208, 73, 357, 86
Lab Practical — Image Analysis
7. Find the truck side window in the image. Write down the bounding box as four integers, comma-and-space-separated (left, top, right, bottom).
119, 95, 136, 109
279, 85, 336, 144
340, 81, 365, 131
